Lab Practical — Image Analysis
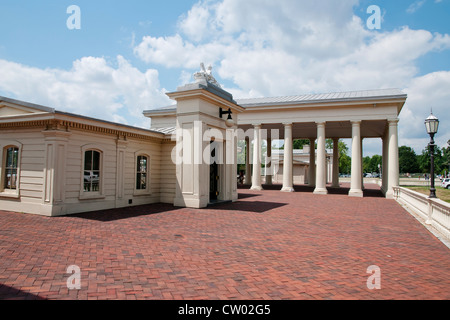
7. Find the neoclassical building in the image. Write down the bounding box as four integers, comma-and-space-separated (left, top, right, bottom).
0, 67, 407, 216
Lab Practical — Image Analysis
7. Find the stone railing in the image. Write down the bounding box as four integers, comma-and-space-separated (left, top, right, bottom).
394, 187, 450, 240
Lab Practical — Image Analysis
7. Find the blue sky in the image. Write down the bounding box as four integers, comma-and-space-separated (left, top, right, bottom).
1, 0, 449, 156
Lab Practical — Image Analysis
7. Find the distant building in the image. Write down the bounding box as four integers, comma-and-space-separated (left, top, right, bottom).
269, 145, 333, 186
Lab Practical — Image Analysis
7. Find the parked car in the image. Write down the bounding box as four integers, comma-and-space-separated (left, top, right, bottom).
442, 178, 450, 189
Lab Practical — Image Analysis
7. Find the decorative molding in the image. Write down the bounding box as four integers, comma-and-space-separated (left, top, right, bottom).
1, 118, 164, 143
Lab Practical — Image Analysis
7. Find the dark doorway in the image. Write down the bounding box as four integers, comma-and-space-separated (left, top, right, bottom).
210, 140, 219, 201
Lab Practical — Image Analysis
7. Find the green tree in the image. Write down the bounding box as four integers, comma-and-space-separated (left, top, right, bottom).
280, 139, 310, 150
443, 142, 450, 175
369, 155, 382, 174
293, 139, 310, 149
398, 146, 419, 173
338, 140, 351, 174
418, 145, 444, 174
339, 154, 351, 174
363, 156, 371, 173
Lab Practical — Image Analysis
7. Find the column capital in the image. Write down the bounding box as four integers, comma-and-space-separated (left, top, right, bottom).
283, 122, 293, 127
388, 118, 400, 125
315, 121, 326, 126
252, 123, 262, 128
351, 120, 362, 126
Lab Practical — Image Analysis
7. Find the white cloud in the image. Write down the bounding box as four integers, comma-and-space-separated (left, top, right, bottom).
134, 34, 232, 69
132, 0, 450, 155
407, 0, 427, 14
134, 1, 450, 95
400, 71, 450, 151
0, 56, 171, 126
177, 0, 217, 42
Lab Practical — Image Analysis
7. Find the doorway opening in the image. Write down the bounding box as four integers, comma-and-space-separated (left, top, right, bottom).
210, 139, 219, 202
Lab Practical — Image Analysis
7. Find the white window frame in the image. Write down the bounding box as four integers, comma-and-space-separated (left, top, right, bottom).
79, 145, 105, 200
134, 152, 151, 196
0, 141, 22, 199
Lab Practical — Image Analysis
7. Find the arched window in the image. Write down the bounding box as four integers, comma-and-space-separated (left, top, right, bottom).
84, 150, 101, 192
136, 155, 148, 190
3, 146, 19, 190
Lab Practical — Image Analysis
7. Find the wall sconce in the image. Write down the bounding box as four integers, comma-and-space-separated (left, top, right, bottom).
219, 108, 234, 127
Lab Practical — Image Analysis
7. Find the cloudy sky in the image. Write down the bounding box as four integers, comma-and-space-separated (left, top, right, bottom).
1, 0, 449, 156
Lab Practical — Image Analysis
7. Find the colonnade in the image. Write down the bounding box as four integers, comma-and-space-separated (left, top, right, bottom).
243, 120, 399, 198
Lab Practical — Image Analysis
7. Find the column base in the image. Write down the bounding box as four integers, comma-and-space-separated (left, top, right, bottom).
281, 187, 295, 192
174, 196, 209, 209
250, 186, 263, 191
348, 189, 363, 198
385, 190, 395, 199
313, 188, 328, 195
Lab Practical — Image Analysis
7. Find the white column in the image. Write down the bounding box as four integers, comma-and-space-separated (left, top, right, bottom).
251, 124, 263, 191
265, 138, 273, 185
332, 138, 340, 188
349, 121, 363, 197
281, 123, 294, 192
386, 119, 399, 199
308, 138, 316, 187
361, 137, 365, 191
381, 131, 388, 194
314, 122, 328, 195
244, 137, 251, 185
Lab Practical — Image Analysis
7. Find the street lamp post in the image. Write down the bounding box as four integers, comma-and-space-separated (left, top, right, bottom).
425, 112, 440, 199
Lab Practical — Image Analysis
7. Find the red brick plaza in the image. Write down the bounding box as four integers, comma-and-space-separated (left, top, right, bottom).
0, 184, 449, 300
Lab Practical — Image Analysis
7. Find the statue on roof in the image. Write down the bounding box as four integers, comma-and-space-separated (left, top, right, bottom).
193, 63, 222, 88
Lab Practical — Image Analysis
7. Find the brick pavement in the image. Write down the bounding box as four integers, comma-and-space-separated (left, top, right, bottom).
0, 184, 449, 300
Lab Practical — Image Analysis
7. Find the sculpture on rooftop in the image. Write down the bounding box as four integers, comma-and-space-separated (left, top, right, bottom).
193, 63, 222, 88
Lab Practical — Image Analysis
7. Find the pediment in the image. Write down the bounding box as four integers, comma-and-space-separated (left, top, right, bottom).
0, 98, 54, 118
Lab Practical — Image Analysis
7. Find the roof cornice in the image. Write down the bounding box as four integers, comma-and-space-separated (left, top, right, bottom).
0, 111, 165, 141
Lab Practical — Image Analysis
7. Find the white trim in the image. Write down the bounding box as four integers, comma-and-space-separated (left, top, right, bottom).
79, 144, 105, 200
134, 151, 152, 196
0, 140, 23, 198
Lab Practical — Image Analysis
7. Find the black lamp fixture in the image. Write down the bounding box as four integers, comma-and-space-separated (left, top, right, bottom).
425, 111, 439, 199
219, 108, 234, 127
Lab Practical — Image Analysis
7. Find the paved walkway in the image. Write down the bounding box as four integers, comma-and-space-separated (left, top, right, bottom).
0, 184, 449, 300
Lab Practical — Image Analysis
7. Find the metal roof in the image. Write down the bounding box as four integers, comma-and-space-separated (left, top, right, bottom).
0, 96, 56, 113
236, 88, 406, 107
144, 88, 407, 114
152, 127, 177, 135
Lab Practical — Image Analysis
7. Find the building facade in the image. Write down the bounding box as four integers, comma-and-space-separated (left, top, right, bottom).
0, 70, 407, 216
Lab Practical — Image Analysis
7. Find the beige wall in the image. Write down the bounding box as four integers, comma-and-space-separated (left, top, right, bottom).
0, 128, 49, 215
57, 130, 162, 215
272, 163, 307, 185
0, 125, 174, 216
160, 141, 176, 204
